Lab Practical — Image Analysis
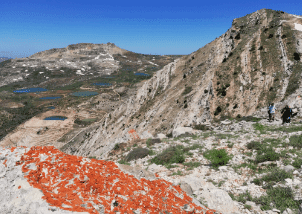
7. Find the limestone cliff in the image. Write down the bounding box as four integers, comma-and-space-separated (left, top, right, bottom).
61, 9, 302, 158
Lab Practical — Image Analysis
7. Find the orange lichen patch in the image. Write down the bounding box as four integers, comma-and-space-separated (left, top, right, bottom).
17, 146, 218, 214
18, 186, 21, 189
3, 159, 7, 167
128, 129, 140, 140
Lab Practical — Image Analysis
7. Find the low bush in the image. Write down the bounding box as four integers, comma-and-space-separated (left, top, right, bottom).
293, 158, 302, 169
193, 124, 209, 131
253, 123, 266, 133
254, 147, 280, 163
150, 145, 185, 166
113, 144, 120, 150
237, 116, 262, 122
289, 135, 302, 149
203, 148, 233, 169
252, 168, 292, 187
182, 86, 192, 95
183, 162, 201, 170
146, 138, 161, 147
124, 147, 150, 162
253, 186, 301, 212
246, 141, 262, 150
118, 159, 131, 165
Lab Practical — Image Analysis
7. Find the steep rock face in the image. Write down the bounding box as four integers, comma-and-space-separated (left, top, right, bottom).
62, 9, 302, 159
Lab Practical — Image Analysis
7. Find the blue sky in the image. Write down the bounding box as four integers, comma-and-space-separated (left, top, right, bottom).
1, 0, 302, 58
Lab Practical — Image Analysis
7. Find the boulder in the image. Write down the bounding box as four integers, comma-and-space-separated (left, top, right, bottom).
172, 127, 194, 138
140, 131, 153, 139
221, 120, 232, 125
283, 165, 295, 173
156, 133, 167, 139
180, 181, 193, 196
245, 201, 264, 213
117, 164, 156, 180
282, 208, 294, 214
200, 187, 241, 214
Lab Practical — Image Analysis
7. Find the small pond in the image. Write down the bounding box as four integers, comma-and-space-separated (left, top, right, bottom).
44, 116, 67, 121
71, 91, 98, 97
135, 73, 150, 76
48, 106, 56, 109
14, 88, 48, 93
40, 97, 61, 100
92, 83, 112, 86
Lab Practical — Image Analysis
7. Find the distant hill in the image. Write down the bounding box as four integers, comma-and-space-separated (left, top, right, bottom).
0, 57, 12, 63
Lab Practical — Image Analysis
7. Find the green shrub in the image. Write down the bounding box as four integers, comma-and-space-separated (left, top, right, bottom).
113, 144, 120, 150
233, 191, 253, 204
124, 147, 150, 162
253, 123, 266, 133
228, 143, 234, 148
183, 162, 201, 169
255, 146, 280, 163
289, 135, 302, 149
253, 168, 293, 187
146, 138, 161, 147
247, 141, 262, 150
187, 143, 203, 151
244, 204, 252, 210
253, 186, 301, 212
194, 124, 209, 131
292, 158, 302, 169
118, 159, 131, 165
203, 148, 233, 169
182, 86, 193, 95
172, 170, 183, 176
150, 145, 185, 166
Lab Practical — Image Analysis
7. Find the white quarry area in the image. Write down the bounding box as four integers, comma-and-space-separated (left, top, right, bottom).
0, 147, 89, 214
148, 61, 159, 66
294, 23, 302, 32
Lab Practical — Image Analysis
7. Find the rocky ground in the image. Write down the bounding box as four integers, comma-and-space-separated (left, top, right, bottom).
106, 117, 302, 214
3, 116, 302, 213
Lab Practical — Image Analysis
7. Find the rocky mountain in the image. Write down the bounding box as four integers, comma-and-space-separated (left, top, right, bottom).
60, 9, 302, 159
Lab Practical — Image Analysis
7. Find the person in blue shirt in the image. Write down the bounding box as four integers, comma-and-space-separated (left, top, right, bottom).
269, 103, 276, 122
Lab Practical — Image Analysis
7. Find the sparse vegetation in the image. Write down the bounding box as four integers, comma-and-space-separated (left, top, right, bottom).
203, 148, 233, 169
124, 147, 150, 162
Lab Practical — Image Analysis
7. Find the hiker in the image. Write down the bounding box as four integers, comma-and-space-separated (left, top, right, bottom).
268, 103, 276, 122
268, 103, 271, 121
281, 105, 293, 124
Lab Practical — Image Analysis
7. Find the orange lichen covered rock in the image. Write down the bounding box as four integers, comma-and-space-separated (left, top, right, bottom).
14, 146, 218, 214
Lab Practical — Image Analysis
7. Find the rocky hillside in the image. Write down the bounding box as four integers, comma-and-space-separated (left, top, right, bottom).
63, 9, 302, 159
3, 118, 302, 213
0, 42, 180, 88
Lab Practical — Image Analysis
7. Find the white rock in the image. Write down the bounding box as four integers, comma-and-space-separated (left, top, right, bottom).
156, 133, 167, 139
172, 127, 194, 137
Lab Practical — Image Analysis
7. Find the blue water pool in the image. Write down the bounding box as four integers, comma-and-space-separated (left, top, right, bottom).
71, 91, 98, 97
135, 73, 150, 76
92, 83, 112, 86
48, 106, 56, 109
44, 116, 67, 121
40, 97, 61, 100
14, 88, 48, 93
